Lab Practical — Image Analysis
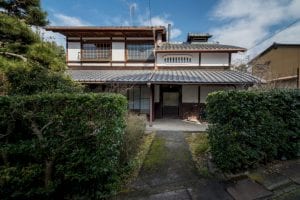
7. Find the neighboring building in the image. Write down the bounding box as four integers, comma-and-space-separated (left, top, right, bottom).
46, 26, 260, 123
249, 43, 300, 88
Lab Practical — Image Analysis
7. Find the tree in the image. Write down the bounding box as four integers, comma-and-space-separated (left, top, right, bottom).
0, 0, 48, 26
0, 0, 83, 95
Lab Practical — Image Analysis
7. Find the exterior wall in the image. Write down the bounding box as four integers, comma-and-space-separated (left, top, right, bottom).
182, 85, 198, 103
112, 42, 125, 61
156, 53, 199, 66
252, 46, 300, 88
67, 42, 81, 61
66, 37, 155, 68
201, 53, 229, 66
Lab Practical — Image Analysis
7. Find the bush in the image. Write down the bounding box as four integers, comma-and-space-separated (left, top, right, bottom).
206, 89, 300, 172
120, 113, 146, 165
0, 93, 127, 199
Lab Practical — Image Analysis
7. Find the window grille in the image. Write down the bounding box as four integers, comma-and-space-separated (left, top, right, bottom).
81, 43, 111, 61
163, 55, 192, 63
127, 43, 154, 61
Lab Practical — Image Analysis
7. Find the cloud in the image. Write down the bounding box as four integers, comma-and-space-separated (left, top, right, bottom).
138, 15, 182, 39
51, 13, 92, 26
43, 13, 93, 48
210, 0, 300, 63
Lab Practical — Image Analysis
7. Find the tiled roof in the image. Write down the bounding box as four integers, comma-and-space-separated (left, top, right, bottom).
151, 70, 260, 84
68, 70, 261, 84
156, 42, 246, 52
68, 70, 153, 83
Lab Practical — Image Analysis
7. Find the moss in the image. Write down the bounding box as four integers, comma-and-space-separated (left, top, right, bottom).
118, 132, 156, 193
186, 133, 212, 177
143, 137, 167, 171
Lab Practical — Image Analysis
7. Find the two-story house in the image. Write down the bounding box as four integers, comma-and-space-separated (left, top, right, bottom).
249, 43, 300, 88
46, 26, 260, 124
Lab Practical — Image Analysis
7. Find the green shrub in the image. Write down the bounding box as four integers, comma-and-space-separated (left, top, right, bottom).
206, 89, 300, 172
120, 113, 146, 165
0, 93, 127, 199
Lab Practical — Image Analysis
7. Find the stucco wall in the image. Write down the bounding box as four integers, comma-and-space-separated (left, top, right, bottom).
67, 42, 81, 61
201, 53, 229, 66
112, 42, 125, 61
182, 85, 198, 103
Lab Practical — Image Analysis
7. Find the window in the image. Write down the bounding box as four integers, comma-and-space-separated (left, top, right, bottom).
163, 55, 192, 63
81, 43, 111, 61
127, 43, 154, 61
128, 86, 150, 114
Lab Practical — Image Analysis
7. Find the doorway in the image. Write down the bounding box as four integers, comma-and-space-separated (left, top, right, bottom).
161, 85, 181, 118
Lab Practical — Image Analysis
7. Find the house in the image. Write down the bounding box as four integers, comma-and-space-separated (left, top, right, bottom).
249, 43, 300, 88
46, 26, 260, 124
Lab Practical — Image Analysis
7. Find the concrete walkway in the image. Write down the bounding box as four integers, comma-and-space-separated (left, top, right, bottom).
146, 119, 208, 132
117, 131, 231, 200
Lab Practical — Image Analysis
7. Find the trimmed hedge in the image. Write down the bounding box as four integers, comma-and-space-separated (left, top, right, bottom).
0, 93, 127, 199
206, 89, 300, 172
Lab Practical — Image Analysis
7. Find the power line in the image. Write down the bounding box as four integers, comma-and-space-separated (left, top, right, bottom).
248, 18, 300, 51
148, 0, 152, 26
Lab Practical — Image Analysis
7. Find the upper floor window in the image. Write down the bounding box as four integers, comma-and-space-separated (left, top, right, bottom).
81, 42, 111, 61
127, 43, 154, 61
163, 55, 192, 63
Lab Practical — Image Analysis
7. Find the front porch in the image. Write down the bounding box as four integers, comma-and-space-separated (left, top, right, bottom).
68, 69, 261, 125
146, 118, 208, 132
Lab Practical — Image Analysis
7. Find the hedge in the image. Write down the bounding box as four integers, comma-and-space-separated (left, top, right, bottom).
0, 93, 127, 199
206, 89, 300, 172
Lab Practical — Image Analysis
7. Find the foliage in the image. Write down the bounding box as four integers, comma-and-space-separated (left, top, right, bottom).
0, 13, 40, 54
206, 89, 300, 172
0, 93, 127, 199
0, 1, 80, 95
1, 60, 82, 95
0, 0, 48, 26
26, 42, 66, 72
120, 113, 146, 165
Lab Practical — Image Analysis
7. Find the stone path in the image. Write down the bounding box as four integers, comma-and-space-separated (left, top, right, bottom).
116, 131, 231, 200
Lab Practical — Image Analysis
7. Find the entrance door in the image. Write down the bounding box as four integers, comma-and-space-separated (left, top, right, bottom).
162, 91, 179, 118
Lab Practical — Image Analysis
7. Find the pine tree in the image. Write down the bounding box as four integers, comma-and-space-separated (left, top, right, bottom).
0, 0, 82, 95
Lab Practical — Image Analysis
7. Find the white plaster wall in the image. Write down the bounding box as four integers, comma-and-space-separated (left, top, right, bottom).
112, 42, 125, 61
154, 85, 160, 102
201, 53, 229, 66
200, 85, 234, 103
157, 53, 199, 66
67, 42, 81, 61
182, 85, 198, 103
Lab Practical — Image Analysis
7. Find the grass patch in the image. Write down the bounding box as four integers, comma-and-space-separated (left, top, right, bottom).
143, 137, 167, 172
118, 132, 156, 193
186, 132, 211, 177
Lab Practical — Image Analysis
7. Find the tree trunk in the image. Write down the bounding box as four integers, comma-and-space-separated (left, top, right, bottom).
45, 159, 53, 187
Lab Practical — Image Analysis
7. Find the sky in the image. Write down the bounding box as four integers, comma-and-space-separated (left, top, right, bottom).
41, 0, 300, 64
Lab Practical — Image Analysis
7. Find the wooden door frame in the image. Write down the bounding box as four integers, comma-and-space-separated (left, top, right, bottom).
160, 85, 182, 118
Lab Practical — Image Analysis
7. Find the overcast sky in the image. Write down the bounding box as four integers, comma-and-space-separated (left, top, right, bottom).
42, 0, 300, 63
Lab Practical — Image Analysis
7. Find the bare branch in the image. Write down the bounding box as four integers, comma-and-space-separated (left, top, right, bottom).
0, 52, 27, 62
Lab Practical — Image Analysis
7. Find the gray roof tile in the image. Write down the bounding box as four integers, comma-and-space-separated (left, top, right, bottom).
157, 42, 246, 51
67, 70, 261, 84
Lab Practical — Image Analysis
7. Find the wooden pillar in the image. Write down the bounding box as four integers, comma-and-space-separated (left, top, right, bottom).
149, 83, 153, 127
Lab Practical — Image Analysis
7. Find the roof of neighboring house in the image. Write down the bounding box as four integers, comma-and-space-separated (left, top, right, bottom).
45, 26, 166, 38
67, 70, 261, 84
248, 42, 300, 64
156, 42, 246, 52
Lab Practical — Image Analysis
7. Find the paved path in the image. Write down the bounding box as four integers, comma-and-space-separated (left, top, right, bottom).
146, 119, 208, 132
117, 131, 232, 200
